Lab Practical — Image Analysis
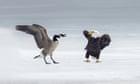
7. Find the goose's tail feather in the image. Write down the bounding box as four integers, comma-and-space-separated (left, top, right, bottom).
33, 55, 40, 59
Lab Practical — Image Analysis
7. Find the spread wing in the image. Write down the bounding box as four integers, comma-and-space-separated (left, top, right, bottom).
83, 30, 91, 39
16, 24, 51, 49
100, 34, 111, 50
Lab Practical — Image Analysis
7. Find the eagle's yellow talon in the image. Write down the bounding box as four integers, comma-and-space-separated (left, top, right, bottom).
84, 59, 91, 63
96, 59, 101, 63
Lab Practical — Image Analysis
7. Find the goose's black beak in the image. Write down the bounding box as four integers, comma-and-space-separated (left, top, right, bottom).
16, 25, 29, 31
60, 33, 66, 37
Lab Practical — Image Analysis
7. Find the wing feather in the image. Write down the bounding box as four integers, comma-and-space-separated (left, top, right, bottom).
100, 34, 111, 50
16, 24, 52, 49
83, 30, 91, 39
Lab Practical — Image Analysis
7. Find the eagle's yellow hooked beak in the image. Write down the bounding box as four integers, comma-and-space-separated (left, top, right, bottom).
88, 31, 94, 36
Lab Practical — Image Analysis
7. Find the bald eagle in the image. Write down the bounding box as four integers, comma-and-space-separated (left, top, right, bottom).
16, 24, 66, 64
83, 30, 111, 63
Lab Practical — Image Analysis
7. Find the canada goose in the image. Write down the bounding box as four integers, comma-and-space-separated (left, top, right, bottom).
16, 24, 66, 64
83, 30, 111, 63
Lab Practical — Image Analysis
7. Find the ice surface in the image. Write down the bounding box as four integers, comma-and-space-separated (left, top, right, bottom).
0, 27, 140, 84
0, 0, 140, 83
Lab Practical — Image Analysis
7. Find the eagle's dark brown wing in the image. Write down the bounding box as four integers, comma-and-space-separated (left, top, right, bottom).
100, 34, 111, 50
83, 30, 91, 39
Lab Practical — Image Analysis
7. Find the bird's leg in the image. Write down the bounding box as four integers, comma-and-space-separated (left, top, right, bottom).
43, 56, 51, 64
42, 50, 51, 64
50, 53, 59, 64
84, 52, 90, 62
95, 54, 101, 63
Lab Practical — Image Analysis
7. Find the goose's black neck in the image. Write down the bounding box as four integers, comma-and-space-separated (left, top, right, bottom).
53, 35, 60, 41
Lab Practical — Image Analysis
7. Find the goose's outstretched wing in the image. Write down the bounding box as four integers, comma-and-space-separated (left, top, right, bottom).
100, 34, 111, 50
16, 24, 51, 49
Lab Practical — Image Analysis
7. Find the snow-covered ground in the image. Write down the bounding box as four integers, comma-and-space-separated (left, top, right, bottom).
0, 0, 140, 83
0, 26, 140, 84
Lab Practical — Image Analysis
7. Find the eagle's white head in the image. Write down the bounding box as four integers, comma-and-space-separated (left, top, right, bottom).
88, 30, 100, 38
